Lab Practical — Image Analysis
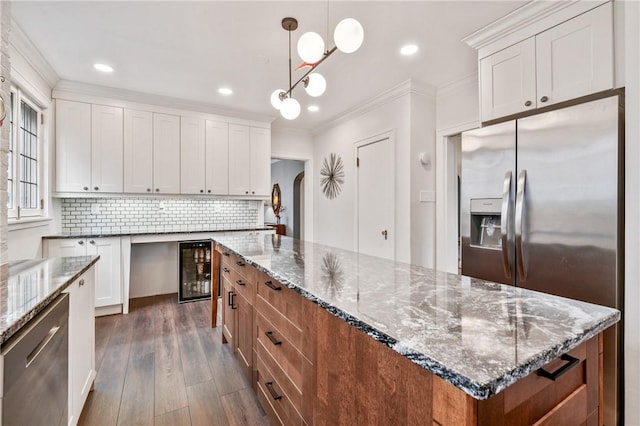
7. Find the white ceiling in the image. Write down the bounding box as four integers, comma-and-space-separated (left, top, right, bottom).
12, 1, 525, 130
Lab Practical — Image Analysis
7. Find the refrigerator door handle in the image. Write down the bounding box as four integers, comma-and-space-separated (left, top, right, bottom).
515, 169, 527, 281
500, 171, 512, 279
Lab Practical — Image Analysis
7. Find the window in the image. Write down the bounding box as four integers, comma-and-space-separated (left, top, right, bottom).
7, 88, 44, 219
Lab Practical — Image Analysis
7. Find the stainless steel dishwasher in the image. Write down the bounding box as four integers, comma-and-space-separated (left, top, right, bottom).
2, 293, 69, 426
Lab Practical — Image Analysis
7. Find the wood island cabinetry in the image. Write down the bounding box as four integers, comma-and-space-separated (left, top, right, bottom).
215, 243, 604, 426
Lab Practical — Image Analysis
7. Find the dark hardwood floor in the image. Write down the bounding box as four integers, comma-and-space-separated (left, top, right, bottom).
79, 294, 269, 426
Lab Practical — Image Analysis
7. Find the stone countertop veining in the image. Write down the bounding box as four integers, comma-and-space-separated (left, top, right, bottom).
213, 234, 620, 400
42, 226, 273, 239
0, 256, 100, 346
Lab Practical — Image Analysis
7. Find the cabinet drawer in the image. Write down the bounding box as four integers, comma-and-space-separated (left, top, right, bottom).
221, 252, 256, 284
256, 311, 305, 393
222, 262, 255, 304
256, 352, 304, 426
256, 271, 302, 329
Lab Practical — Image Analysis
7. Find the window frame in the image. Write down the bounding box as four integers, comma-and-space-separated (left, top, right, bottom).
8, 86, 45, 220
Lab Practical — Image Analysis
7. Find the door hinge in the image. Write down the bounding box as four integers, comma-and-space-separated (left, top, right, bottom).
356, 157, 359, 167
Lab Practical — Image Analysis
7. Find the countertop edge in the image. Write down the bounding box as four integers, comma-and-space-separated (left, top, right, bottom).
214, 239, 620, 400
43, 227, 273, 239
0, 256, 100, 346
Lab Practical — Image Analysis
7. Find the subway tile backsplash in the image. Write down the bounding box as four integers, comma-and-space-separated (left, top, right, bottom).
60, 198, 262, 234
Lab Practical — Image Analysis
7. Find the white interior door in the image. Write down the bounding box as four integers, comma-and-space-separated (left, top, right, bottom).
357, 137, 394, 260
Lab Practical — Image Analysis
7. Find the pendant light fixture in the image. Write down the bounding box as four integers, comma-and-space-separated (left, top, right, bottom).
271, 15, 364, 120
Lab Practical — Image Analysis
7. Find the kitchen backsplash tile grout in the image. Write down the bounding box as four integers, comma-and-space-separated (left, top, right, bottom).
60, 197, 261, 234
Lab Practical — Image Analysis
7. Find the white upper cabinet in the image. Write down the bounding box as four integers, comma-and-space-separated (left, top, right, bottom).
123, 109, 153, 193
55, 100, 91, 193
480, 38, 537, 122
250, 127, 271, 197
228, 124, 252, 195
228, 124, 271, 196
535, 3, 613, 106
153, 113, 181, 194
91, 105, 123, 193
180, 116, 206, 194
477, 2, 613, 122
206, 120, 229, 195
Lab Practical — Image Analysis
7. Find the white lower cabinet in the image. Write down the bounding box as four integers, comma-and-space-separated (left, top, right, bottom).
64, 266, 96, 426
45, 237, 122, 309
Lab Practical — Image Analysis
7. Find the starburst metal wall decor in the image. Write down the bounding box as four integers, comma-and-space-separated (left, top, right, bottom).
320, 153, 344, 200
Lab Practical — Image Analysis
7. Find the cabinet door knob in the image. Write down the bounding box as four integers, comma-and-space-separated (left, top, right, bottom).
147, 188, 151, 192
524, 100, 532, 107
94, 186, 99, 191
540, 96, 549, 103
252, 191, 255, 194
83, 186, 89, 191
89, 240, 95, 245
200, 189, 204, 193
78, 240, 84, 245
207, 189, 211, 193
245, 191, 249, 194
155, 188, 160, 192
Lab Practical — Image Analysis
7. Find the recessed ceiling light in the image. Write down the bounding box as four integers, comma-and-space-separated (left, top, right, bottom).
400, 44, 419, 56
218, 87, 233, 96
93, 63, 113, 73
308, 105, 319, 112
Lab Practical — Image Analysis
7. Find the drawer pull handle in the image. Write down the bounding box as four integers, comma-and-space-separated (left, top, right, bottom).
223, 267, 230, 273
524, 100, 532, 107
537, 354, 580, 381
236, 261, 245, 267
236, 280, 246, 286
265, 381, 282, 401
223, 252, 230, 257
265, 331, 282, 346
230, 292, 237, 310
264, 280, 282, 291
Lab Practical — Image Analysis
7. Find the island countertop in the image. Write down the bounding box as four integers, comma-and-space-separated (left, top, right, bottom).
213, 234, 620, 400
0, 256, 100, 346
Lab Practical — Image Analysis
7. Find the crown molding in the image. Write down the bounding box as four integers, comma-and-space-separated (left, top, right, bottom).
462, 0, 607, 58
436, 73, 478, 97
312, 79, 436, 135
270, 124, 313, 137
10, 19, 59, 88
53, 79, 276, 125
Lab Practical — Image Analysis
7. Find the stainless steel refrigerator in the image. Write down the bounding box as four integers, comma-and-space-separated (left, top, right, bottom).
461, 95, 623, 425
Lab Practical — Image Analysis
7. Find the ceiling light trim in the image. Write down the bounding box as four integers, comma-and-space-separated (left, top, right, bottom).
10, 19, 60, 88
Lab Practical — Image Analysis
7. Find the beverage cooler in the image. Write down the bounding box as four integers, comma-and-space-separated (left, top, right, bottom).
179, 241, 212, 303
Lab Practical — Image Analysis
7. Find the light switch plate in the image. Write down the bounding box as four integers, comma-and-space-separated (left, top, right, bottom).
420, 190, 436, 203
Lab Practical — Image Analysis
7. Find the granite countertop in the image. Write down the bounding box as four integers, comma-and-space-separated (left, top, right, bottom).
0, 256, 100, 346
43, 226, 273, 239
213, 234, 620, 400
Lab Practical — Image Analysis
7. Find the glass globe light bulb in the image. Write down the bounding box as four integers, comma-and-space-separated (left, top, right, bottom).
334, 18, 364, 54
280, 97, 301, 120
297, 32, 325, 64
270, 89, 286, 110
305, 73, 327, 97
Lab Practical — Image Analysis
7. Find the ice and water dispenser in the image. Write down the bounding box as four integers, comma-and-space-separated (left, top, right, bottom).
469, 198, 502, 250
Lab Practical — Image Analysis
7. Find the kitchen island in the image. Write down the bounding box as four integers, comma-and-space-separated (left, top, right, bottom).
213, 234, 620, 425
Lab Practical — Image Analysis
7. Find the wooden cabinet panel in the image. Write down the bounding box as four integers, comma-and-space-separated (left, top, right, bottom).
64, 268, 96, 425
87, 237, 122, 308
480, 37, 536, 122
221, 278, 236, 346
123, 109, 153, 193
256, 352, 304, 426
91, 104, 123, 193
235, 290, 254, 382
535, 3, 613, 106
228, 124, 251, 195
205, 120, 229, 195
256, 272, 302, 330
180, 116, 206, 194
55, 100, 91, 193
152, 113, 181, 194
250, 127, 271, 196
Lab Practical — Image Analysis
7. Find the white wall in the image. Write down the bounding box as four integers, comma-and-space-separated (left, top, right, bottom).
129, 242, 178, 298
271, 127, 314, 242
266, 160, 304, 237
312, 83, 435, 264
624, 1, 640, 424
